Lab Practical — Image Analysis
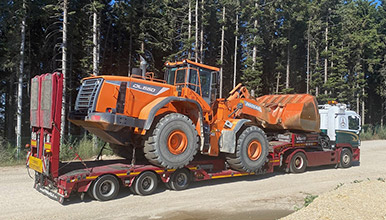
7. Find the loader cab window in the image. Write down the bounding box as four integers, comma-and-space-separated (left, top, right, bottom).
165, 67, 177, 85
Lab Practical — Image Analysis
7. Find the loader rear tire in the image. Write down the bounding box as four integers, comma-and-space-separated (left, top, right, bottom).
144, 113, 199, 169
226, 126, 268, 173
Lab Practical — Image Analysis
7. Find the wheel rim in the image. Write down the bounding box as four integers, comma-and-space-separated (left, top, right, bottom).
99, 180, 115, 197
175, 173, 188, 187
167, 130, 188, 155
294, 156, 304, 169
342, 154, 350, 164
141, 176, 155, 192
247, 140, 262, 161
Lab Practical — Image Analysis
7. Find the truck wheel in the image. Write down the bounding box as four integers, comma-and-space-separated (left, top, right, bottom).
169, 168, 191, 191
92, 175, 120, 201
144, 113, 199, 169
133, 171, 158, 196
289, 152, 307, 173
226, 126, 268, 173
339, 148, 352, 168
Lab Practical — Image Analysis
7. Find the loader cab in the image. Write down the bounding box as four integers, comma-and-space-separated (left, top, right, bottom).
164, 60, 219, 104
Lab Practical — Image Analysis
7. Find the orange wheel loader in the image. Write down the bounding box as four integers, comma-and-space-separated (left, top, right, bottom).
69, 59, 320, 172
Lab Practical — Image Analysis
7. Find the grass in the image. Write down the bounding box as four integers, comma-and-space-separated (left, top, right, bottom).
0, 135, 112, 166
360, 125, 386, 140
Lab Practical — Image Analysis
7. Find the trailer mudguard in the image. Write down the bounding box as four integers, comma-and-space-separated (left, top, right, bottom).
138, 96, 205, 150
219, 119, 251, 154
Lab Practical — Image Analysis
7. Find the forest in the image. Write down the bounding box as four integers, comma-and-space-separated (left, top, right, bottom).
0, 0, 385, 154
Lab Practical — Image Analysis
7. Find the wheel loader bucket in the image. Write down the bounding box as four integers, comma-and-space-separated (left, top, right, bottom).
255, 94, 320, 132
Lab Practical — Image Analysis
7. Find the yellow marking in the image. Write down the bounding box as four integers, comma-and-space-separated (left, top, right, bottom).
116, 173, 127, 177
211, 175, 232, 179
44, 143, 51, 150
28, 156, 43, 173
270, 160, 280, 163
233, 173, 250, 177
155, 170, 164, 173
129, 172, 140, 176
188, 167, 198, 170
167, 169, 176, 172
86, 176, 98, 180
31, 140, 37, 147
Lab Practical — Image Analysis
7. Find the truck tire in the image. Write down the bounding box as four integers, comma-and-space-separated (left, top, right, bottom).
168, 168, 191, 191
144, 113, 199, 169
289, 152, 307, 173
226, 126, 268, 173
133, 171, 158, 196
92, 175, 120, 201
339, 148, 352, 168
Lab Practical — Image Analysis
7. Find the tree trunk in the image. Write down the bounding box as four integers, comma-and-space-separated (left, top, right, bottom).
92, 2, 100, 150
188, 0, 192, 59
195, 0, 198, 62
17, 0, 26, 158
315, 49, 320, 96
60, 0, 68, 145
306, 21, 310, 94
233, 12, 238, 88
252, 3, 258, 71
276, 73, 281, 94
93, 3, 98, 76
324, 19, 328, 95
361, 88, 365, 126
128, 34, 132, 76
286, 31, 290, 89
200, 0, 204, 63
219, 5, 225, 98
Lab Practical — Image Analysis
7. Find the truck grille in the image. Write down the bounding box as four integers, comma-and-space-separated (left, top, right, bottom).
75, 78, 103, 112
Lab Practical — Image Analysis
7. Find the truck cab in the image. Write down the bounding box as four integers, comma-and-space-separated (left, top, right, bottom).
319, 103, 361, 148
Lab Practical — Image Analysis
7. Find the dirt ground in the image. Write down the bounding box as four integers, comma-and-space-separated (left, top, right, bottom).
1, 140, 385, 220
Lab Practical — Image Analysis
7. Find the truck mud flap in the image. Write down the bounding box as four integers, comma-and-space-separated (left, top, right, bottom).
34, 182, 64, 204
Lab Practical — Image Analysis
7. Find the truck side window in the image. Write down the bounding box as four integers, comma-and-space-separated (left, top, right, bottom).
348, 116, 360, 131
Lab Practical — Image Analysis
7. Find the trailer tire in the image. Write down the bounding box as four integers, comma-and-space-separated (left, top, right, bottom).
144, 113, 199, 169
133, 171, 158, 196
92, 175, 120, 201
226, 126, 269, 173
169, 168, 191, 191
289, 152, 307, 173
339, 148, 352, 168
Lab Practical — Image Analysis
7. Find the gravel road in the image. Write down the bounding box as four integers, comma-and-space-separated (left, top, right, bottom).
1, 140, 385, 220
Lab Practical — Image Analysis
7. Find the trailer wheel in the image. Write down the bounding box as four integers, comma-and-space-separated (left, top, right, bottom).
339, 148, 352, 168
226, 126, 269, 173
169, 168, 191, 191
92, 175, 120, 201
144, 113, 199, 169
133, 171, 158, 196
289, 152, 307, 173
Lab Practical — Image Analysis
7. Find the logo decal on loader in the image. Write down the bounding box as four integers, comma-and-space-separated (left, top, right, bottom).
244, 101, 262, 112
129, 82, 169, 96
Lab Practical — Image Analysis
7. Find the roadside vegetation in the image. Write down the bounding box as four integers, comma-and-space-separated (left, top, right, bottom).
360, 125, 386, 140
0, 135, 112, 166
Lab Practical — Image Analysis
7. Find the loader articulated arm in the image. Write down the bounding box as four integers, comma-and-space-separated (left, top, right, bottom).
223, 84, 320, 133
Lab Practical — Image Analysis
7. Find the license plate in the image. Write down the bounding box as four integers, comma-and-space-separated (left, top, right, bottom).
29, 156, 43, 173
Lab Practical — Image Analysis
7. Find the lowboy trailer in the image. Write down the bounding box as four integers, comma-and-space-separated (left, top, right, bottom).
27, 72, 360, 203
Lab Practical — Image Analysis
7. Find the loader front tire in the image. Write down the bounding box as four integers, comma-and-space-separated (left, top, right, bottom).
226, 126, 268, 173
144, 113, 199, 169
